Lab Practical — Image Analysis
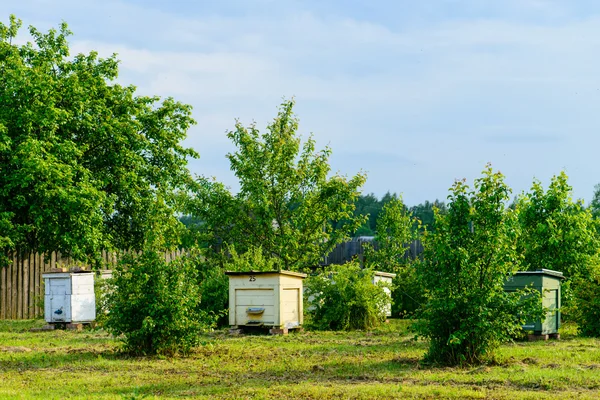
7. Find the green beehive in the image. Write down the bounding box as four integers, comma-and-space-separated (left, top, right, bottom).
504, 269, 564, 336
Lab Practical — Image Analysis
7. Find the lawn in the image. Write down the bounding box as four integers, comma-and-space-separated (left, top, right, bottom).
1, 319, 599, 399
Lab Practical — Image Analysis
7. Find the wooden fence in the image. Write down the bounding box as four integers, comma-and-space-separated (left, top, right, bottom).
322, 238, 424, 266
0, 249, 185, 320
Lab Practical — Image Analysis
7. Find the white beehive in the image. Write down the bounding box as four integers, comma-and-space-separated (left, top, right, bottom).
226, 270, 307, 331
373, 271, 396, 317
42, 271, 96, 324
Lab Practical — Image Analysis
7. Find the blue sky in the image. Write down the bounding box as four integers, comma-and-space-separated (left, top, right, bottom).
2, 0, 600, 205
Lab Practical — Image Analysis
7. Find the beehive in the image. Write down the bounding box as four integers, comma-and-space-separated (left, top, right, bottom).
226, 270, 307, 331
373, 271, 396, 317
42, 271, 96, 324
504, 269, 564, 335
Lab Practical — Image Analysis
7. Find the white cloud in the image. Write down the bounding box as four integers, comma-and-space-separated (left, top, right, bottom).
3, 1, 600, 203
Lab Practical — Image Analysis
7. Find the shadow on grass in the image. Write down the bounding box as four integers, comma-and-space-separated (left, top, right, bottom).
75, 355, 592, 399
0, 346, 165, 372
0, 319, 47, 332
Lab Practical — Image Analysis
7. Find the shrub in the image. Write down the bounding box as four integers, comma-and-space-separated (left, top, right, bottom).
102, 249, 217, 355
391, 261, 424, 318
196, 257, 229, 327
304, 262, 390, 331
572, 275, 600, 337
414, 165, 543, 366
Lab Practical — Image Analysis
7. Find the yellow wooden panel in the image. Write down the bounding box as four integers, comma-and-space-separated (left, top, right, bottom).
281, 288, 299, 325
235, 305, 276, 325
235, 289, 274, 306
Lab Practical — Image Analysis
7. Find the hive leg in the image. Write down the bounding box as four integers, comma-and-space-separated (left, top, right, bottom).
528, 334, 549, 341
229, 326, 244, 335
269, 327, 289, 335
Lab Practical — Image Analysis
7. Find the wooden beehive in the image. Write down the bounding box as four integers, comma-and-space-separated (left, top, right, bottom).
504, 269, 564, 336
42, 271, 96, 324
225, 270, 307, 331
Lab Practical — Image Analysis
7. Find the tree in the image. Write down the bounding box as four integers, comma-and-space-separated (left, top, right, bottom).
590, 183, 600, 220
363, 196, 419, 317
189, 100, 366, 271
517, 173, 600, 293
409, 200, 447, 232
0, 16, 197, 264
415, 165, 541, 365
352, 193, 381, 236
364, 196, 413, 272
517, 173, 600, 328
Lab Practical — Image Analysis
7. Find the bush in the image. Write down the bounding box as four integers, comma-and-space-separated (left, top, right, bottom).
102, 249, 217, 355
304, 262, 390, 331
196, 257, 229, 327
572, 276, 600, 337
414, 166, 543, 365
391, 261, 424, 318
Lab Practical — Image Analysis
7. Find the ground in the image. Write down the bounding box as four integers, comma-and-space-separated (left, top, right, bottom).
0, 320, 599, 399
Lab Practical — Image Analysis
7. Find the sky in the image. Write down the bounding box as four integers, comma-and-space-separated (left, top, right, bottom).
2, 0, 600, 206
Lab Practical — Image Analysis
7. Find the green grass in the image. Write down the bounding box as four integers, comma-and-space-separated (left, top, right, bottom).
1, 319, 600, 399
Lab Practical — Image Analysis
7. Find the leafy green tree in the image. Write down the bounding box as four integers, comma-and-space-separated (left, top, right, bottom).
517, 173, 600, 306
517, 173, 600, 329
0, 16, 197, 264
409, 200, 447, 232
415, 165, 542, 365
364, 196, 413, 272
590, 183, 600, 220
346, 194, 446, 238
363, 196, 420, 318
188, 100, 366, 271
351, 191, 401, 236
352, 193, 380, 236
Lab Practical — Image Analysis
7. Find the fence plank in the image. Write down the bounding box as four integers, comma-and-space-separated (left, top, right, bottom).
4, 257, 9, 320
22, 253, 28, 319
18, 254, 24, 319
1, 263, 6, 320
11, 253, 16, 319
27, 252, 33, 319
34, 253, 41, 318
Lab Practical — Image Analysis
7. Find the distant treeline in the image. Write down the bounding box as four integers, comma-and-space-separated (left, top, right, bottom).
350, 192, 447, 236
179, 193, 448, 240
180, 187, 600, 243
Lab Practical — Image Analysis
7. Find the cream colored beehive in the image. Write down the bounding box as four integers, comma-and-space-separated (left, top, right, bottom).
373, 271, 396, 317
226, 270, 307, 330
